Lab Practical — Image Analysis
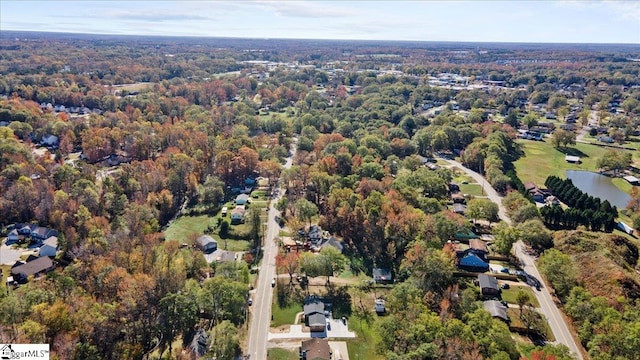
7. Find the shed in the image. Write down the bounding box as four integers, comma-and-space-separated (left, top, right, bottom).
372, 268, 392, 284
623, 175, 639, 185
478, 274, 500, 296
565, 155, 580, 163
300, 338, 331, 360
617, 221, 635, 235
235, 194, 250, 205
375, 298, 386, 314
458, 253, 489, 272
196, 235, 218, 253
483, 300, 509, 322
39, 236, 58, 257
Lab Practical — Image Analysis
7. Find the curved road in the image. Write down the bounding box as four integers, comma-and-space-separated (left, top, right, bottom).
247, 138, 297, 360
444, 158, 584, 360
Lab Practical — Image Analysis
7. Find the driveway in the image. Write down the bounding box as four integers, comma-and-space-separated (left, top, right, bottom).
0, 241, 21, 265
267, 318, 356, 340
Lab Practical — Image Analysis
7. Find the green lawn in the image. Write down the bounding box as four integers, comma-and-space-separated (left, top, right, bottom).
514, 140, 636, 192
164, 214, 216, 242
501, 286, 540, 308
271, 300, 302, 327
346, 316, 384, 360
459, 183, 485, 197
267, 348, 299, 360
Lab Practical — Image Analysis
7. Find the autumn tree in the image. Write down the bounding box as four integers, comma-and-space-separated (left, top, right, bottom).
276, 251, 301, 284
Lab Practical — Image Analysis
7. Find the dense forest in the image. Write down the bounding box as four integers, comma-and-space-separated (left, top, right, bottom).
0, 31, 639, 360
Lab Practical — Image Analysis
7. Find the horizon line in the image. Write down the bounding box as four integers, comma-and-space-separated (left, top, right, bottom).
1, 29, 639, 47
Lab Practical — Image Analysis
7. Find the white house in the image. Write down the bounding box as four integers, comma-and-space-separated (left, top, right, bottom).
39, 236, 58, 257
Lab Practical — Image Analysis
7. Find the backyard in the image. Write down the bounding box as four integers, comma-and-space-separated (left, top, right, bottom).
163, 190, 270, 250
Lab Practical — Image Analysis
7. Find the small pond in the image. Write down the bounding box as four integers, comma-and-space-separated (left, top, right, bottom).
565, 170, 631, 209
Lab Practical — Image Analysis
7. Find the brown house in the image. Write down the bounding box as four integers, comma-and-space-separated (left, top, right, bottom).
300, 338, 331, 360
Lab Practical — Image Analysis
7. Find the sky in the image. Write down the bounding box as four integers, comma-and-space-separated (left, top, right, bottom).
1, 0, 639, 44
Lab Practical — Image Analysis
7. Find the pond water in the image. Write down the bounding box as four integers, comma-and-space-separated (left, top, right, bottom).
565, 170, 631, 209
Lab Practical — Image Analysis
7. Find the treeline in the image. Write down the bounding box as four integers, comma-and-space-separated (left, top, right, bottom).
541, 176, 617, 231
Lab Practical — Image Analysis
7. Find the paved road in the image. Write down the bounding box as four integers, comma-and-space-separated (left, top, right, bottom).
444, 158, 584, 359
247, 138, 297, 360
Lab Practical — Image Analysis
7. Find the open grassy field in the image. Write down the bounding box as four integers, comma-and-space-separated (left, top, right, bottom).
271, 300, 302, 327
346, 316, 384, 360
514, 139, 636, 192
501, 286, 540, 308
460, 183, 485, 197
267, 348, 299, 360
164, 214, 215, 242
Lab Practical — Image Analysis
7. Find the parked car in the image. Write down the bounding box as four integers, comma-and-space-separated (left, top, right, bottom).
501, 283, 510, 290
271, 278, 276, 287
248, 298, 253, 306
326, 322, 331, 331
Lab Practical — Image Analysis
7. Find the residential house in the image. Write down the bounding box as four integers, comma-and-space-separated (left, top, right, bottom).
230, 206, 246, 224
38, 236, 58, 257
454, 230, 479, 240
300, 338, 331, 360
235, 194, 250, 206
308, 225, 324, 244
105, 151, 132, 166
7, 229, 20, 243
478, 274, 500, 297
304, 297, 327, 332
451, 192, 466, 204
453, 203, 466, 215
11, 257, 54, 283
457, 252, 489, 273
469, 239, 489, 254
40, 134, 59, 148
30, 227, 58, 244
17, 224, 34, 236
597, 135, 614, 144
483, 300, 509, 322
372, 268, 392, 284
196, 235, 218, 253
206, 249, 237, 263
319, 236, 344, 253
545, 196, 560, 206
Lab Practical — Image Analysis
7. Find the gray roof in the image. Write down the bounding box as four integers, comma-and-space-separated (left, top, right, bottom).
307, 313, 326, 328
483, 300, 509, 321
320, 237, 343, 253
197, 235, 217, 248
304, 300, 324, 316
478, 274, 499, 290
11, 257, 53, 277
373, 268, 392, 281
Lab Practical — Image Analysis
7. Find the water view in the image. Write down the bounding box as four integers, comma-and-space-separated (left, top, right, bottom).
565, 170, 631, 209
